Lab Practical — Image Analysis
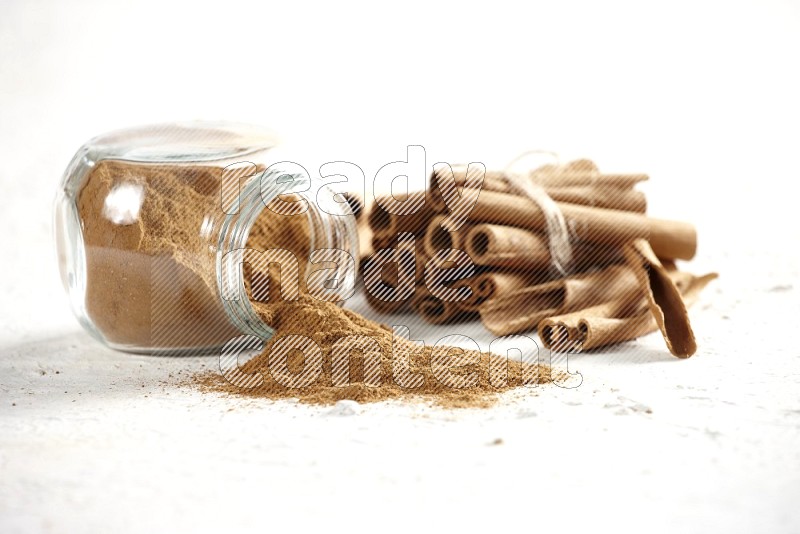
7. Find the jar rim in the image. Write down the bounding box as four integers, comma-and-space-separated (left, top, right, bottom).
216, 168, 359, 343
84, 121, 279, 164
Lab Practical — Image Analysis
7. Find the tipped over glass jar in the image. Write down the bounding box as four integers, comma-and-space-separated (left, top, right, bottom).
54, 122, 358, 354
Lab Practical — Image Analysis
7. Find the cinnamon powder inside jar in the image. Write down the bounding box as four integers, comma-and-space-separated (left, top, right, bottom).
77, 160, 311, 349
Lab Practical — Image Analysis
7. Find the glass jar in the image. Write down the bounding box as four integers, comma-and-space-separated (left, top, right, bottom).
55, 122, 358, 354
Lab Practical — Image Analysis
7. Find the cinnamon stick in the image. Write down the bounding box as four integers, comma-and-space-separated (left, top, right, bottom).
361, 241, 418, 315
451, 271, 548, 312
539, 269, 717, 353
423, 215, 474, 257
368, 191, 435, 240
430, 161, 648, 212
545, 185, 646, 213
622, 239, 710, 357
412, 287, 477, 324
449, 189, 696, 260
478, 264, 641, 336
464, 223, 623, 270
531, 159, 649, 189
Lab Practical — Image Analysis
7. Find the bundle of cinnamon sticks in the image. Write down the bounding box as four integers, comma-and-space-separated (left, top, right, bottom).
359, 159, 716, 357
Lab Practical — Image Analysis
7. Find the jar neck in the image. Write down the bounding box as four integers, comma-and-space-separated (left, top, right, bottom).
216, 169, 358, 341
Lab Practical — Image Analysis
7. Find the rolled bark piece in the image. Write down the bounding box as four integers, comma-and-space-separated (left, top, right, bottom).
423, 215, 474, 257
465, 224, 548, 268
622, 239, 710, 357
465, 223, 624, 270
434, 160, 648, 190
539, 269, 717, 353
534, 171, 649, 189
411, 253, 477, 323
361, 241, 418, 315
368, 191, 435, 240
545, 186, 646, 213
455, 189, 696, 260
340, 191, 364, 220
415, 249, 430, 283
452, 271, 548, 312
358, 197, 374, 261
371, 234, 395, 253
430, 162, 648, 212
411, 288, 477, 324
528, 159, 648, 188
479, 264, 641, 336
430, 165, 513, 197
370, 230, 426, 259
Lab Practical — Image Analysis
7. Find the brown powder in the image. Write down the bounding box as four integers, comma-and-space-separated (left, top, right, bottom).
77, 159, 309, 349
78, 159, 555, 406
78, 160, 241, 348
196, 294, 558, 407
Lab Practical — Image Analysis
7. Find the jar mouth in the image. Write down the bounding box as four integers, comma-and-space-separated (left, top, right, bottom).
216, 169, 359, 342
216, 173, 282, 341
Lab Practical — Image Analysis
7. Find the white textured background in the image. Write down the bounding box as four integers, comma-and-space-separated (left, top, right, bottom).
1, 0, 799, 532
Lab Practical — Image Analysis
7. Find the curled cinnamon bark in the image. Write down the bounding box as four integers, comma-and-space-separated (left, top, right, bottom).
478, 264, 641, 336
423, 215, 474, 257
411, 289, 477, 324
465, 223, 623, 270
369, 191, 435, 241
430, 160, 648, 213
539, 269, 717, 354
621, 239, 715, 357
450, 189, 696, 261
451, 271, 548, 312
360, 241, 418, 315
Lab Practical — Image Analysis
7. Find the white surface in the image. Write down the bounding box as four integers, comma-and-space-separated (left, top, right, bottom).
1, 0, 800, 532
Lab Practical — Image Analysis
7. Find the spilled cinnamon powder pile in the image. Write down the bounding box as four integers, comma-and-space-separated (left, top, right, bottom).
198, 209, 559, 408
197, 294, 559, 408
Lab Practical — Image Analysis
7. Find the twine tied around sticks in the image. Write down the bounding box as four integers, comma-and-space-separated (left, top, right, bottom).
503, 150, 574, 276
